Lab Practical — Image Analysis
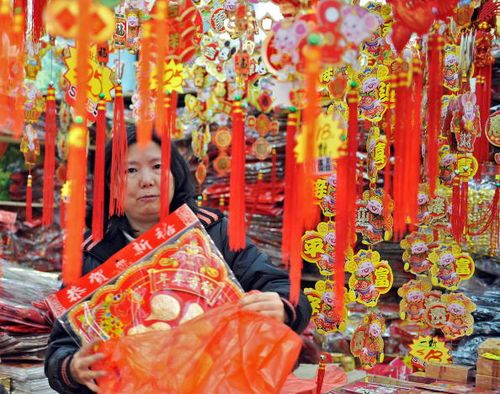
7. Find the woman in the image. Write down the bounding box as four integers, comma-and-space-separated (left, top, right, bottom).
45, 125, 312, 393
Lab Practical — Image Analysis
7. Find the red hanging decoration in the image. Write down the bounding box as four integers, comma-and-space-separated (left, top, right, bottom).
346, 85, 359, 238
282, 111, 299, 265
31, 0, 47, 43
62, 0, 92, 285
25, 174, 32, 222
109, 84, 128, 217
427, 32, 444, 197
91, 98, 107, 242
271, 148, 277, 202
12, 4, 25, 139
137, 19, 153, 148
228, 99, 246, 251
473, 1, 499, 164
42, 85, 57, 226
451, 176, 461, 241
160, 93, 175, 220
383, 81, 394, 222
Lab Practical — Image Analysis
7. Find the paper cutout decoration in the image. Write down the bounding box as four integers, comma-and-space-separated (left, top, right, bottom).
357, 65, 390, 123
409, 336, 452, 371
429, 243, 475, 290
398, 279, 441, 322
443, 44, 460, 93
355, 189, 394, 245
350, 312, 385, 369
346, 249, 393, 307
305, 279, 352, 334
301, 221, 336, 276
485, 110, 500, 147
314, 175, 336, 217
366, 127, 387, 184
449, 92, 482, 153
400, 231, 435, 275
213, 126, 232, 176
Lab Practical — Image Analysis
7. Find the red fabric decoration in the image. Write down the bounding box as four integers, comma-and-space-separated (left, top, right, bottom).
62, 0, 92, 285
31, 0, 47, 43
91, 98, 106, 242
42, 86, 56, 227
271, 148, 277, 202
426, 33, 444, 197
282, 112, 299, 265
109, 85, 127, 217
451, 176, 461, 241
25, 174, 32, 222
346, 88, 359, 237
228, 100, 246, 251
383, 87, 394, 222
12, 5, 25, 139
159, 93, 177, 220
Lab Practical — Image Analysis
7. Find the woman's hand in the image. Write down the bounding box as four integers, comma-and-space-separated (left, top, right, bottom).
69, 341, 106, 393
240, 291, 286, 323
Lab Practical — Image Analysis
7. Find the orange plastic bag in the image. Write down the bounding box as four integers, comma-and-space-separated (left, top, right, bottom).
93, 302, 303, 394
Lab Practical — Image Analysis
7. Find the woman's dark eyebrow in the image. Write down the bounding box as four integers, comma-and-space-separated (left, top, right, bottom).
126, 158, 161, 165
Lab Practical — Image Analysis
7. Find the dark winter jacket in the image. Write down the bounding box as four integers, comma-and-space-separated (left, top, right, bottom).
44, 207, 312, 394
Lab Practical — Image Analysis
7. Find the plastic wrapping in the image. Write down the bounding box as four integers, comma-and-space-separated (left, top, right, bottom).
93, 302, 302, 394
46, 205, 244, 343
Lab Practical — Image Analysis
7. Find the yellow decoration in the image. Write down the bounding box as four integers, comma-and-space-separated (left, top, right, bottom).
150, 60, 186, 93
295, 112, 343, 164
429, 243, 475, 290
63, 46, 115, 120
409, 336, 452, 371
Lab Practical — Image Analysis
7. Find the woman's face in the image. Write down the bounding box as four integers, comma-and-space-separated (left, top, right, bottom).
124, 142, 174, 227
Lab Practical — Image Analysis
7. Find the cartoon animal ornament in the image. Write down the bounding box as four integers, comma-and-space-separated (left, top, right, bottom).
438, 144, 457, 187
443, 44, 460, 93
305, 279, 352, 334
429, 243, 475, 290
262, 18, 309, 80
450, 92, 482, 153
400, 231, 435, 275
356, 189, 393, 245
20, 124, 40, 167
365, 127, 387, 183
440, 293, 475, 340
398, 279, 441, 323
350, 313, 385, 369
357, 66, 389, 122
346, 249, 393, 307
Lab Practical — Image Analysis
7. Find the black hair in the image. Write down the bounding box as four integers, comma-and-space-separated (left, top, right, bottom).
90, 124, 199, 237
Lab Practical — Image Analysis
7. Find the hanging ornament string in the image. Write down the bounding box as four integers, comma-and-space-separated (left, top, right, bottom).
426, 31, 444, 197
62, 0, 92, 285
282, 111, 299, 266
42, 84, 57, 227
228, 98, 246, 251
383, 77, 394, 223
91, 96, 107, 242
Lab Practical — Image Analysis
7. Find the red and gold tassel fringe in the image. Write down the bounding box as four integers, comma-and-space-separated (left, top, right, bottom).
427, 33, 444, 197
25, 173, 32, 222
137, 19, 153, 147
91, 98, 106, 242
228, 99, 246, 250
31, 0, 47, 43
12, 4, 25, 139
289, 162, 304, 305
346, 85, 359, 237
42, 86, 56, 226
109, 85, 127, 217
474, 64, 492, 164
62, 0, 92, 285
282, 111, 299, 265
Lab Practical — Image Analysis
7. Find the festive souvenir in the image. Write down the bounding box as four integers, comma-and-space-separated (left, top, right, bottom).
440, 292, 476, 340
400, 230, 436, 275
357, 65, 390, 123
438, 144, 457, 187
247, 113, 278, 160
301, 221, 336, 276
365, 127, 387, 184
362, 2, 393, 64
350, 312, 385, 369
191, 125, 211, 186
398, 279, 441, 322
212, 126, 232, 177
24, 82, 45, 124
313, 0, 346, 65
485, 110, 500, 147
346, 249, 393, 307
196, 35, 239, 81
20, 124, 40, 169
47, 206, 243, 342
409, 336, 452, 372
305, 279, 352, 334
429, 243, 475, 290
314, 174, 336, 217
449, 92, 482, 153
150, 60, 186, 93
443, 44, 460, 93
356, 189, 393, 245
63, 45, 115, 121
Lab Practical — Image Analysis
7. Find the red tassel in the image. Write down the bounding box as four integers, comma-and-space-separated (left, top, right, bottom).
31, 0, 47, 43
109, 85, 128, 217
91, 98, 106, 241
248, 172, 263, 228
228, 100, 246, 250
289, 163, 304, 305
25, 173, 32, 222
271, 148, 277, 202
62, 0, 92, 285
42, 86, 56, 226
383, 89, 393, 222
451, 176, 461, 241
473, 65, 492, 164
137, 19, 153, 148
282, 112, 299, 265
160, 94, 174, 220
346, 86, 359, 237
427, 33, 444, 197
459, 178, 468, 242
12, 5, 25, 139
